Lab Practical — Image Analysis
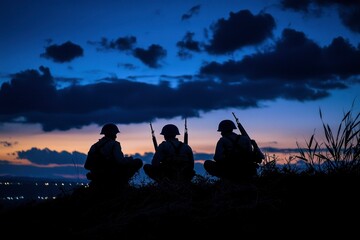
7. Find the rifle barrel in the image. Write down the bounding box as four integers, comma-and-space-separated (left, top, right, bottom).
150, 122, 158, 150
232, 112, 248, 137
184, 118, 188, 145
232, 112, 265, 160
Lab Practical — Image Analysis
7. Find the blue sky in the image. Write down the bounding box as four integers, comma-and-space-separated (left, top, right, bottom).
0, 0, 360, 181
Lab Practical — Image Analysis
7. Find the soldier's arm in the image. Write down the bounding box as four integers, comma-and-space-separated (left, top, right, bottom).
113, 142, 127, 164
213, 138, 225, 162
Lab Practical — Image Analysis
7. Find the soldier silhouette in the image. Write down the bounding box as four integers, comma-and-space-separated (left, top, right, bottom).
204, 119, 262, 182
84, 123, 143, 191
143, 124, 195, 183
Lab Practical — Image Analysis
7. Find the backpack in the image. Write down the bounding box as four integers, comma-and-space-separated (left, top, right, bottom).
223, 135, 255, 165
84, 139, 111, 171
162, 141, 194, 181
164, 141, 191, 164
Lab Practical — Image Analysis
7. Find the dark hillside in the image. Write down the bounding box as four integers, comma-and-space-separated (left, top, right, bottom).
0, 174, 359, 239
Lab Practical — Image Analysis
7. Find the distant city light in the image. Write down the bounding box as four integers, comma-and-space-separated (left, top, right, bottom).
0, 179, 88, 203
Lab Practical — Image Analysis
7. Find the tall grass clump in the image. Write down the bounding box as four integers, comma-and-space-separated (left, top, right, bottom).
296, 105, 360, 176
257, 153, 303, 180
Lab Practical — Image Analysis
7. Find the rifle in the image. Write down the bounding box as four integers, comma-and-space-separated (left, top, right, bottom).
232, 112, 265, 161
184, 118, 188, 145
150, 122, 158, 151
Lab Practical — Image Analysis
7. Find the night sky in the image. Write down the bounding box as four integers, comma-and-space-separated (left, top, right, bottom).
1, 0, 359, 180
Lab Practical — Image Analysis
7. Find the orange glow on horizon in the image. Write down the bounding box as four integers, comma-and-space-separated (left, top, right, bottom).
0, 113, 304, 166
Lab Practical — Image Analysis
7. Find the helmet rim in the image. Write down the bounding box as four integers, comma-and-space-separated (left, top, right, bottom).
100, 123, 120, 135
160, 124, 180, 136
217, 119, 236, 132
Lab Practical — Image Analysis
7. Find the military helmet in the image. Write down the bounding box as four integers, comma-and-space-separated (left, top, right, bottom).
160, 124, 180, 136
100, 123, 120, 135
217, 119, 236, 132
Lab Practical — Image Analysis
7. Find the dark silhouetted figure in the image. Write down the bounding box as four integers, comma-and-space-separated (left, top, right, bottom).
204, 119, 262, 182
143, 124, 195, 183
84, 123, 143, 191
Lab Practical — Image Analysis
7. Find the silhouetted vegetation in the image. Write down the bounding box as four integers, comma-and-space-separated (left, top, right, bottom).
296, 106, 360, 176
259, 104, 360, 177
0, 108, 359, 238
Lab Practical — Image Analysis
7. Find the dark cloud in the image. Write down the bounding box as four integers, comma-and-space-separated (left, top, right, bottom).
2, 28, 360, 133
40, 41, 84, 63
200, 28, 359, 100
0, 148, 88, 179
91, 36, 167, 68
176, 10, 276, 58
118, 63, 137, 70
280, 0, 312, 12
204, 9, 276, 55
181, 4, 201, 21
279, 0, 360, 33
0, 141, 17, 147
0, 66, 56, 113
339, 6, 360, 33
0, 66, 257, 131
54, 76, 83, 89
133, 44, 167, 68
261, 147, 299, 154
1, 19, 360, 132
17, 147, 86, 165
89, 36, 137, 51
176, 32, 202, 59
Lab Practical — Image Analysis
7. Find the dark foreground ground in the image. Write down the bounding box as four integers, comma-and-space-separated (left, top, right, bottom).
0, 174, 359, 239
